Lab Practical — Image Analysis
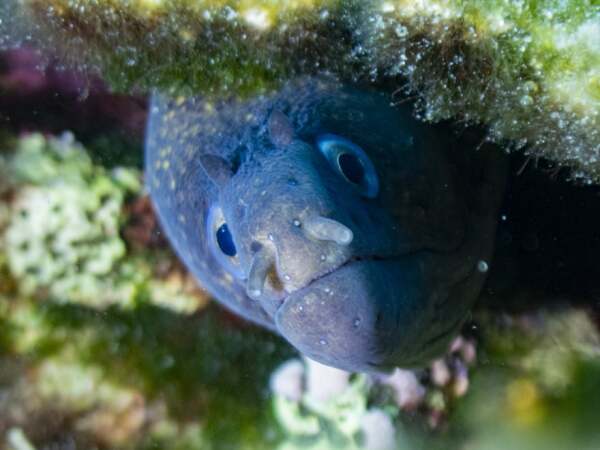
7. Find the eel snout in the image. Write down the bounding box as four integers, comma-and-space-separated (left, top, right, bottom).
245, 215, 355, 300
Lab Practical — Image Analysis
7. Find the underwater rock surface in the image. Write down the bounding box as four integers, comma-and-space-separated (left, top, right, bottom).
1, 0, 598, 180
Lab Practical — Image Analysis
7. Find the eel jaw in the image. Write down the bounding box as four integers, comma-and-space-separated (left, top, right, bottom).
273, 256, 431, 373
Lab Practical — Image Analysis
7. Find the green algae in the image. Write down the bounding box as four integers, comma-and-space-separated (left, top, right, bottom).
3, 0, 598, 179
363, 0, 599, 181
444, 309, 600, 450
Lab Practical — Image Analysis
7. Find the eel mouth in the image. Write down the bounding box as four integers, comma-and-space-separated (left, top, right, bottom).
271, 248, 481, 372
273, 256, 420, 372
274, 254, 392, 313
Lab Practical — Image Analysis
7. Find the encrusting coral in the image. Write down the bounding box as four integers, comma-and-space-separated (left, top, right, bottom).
1, 132, 206, 312
4, 132, 141, 307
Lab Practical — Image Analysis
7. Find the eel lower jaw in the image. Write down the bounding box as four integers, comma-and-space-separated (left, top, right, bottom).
274, 254, 392, 314
272, 257, 417, 372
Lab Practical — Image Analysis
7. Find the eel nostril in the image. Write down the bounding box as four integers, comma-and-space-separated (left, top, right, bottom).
246, 246, 274, 299
267, 265, 285, 292
303, 215, 353, 246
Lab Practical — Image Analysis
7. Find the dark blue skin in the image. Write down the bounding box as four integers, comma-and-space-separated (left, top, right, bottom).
145, 77, 506, 372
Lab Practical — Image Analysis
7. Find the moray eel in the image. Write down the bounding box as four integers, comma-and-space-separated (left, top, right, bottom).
145, 77, 506, 372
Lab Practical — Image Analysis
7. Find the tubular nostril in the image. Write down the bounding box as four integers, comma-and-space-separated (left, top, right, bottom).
304, 215, 354, 246
246, 246, 274, 299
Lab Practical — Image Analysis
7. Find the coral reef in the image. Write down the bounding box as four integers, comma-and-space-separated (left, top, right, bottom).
2, 0, 598, 180
2, 130, 600, 449
1, 132, 206, 311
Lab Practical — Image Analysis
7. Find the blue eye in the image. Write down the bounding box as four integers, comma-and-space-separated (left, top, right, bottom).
216, 223, 236, 256
317, 134, 379, 198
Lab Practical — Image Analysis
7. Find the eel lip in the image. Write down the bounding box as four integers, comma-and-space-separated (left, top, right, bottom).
275, 255, 389, 312
273, 258, 412, 372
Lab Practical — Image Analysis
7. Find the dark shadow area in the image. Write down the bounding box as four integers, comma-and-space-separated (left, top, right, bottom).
483, 154, 600, 316
0, 48, 147, 168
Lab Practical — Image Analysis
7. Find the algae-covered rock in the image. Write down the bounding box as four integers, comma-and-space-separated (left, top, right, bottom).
361, 0, 599, 181
4, 0, 355, 97
2, 0, 598, 180
3, 132, 142, 307
0, 132, 206, 312
0, 299, 292, 450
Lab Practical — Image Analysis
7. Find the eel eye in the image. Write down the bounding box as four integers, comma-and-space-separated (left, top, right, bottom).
207, 205, 243, 279
317, 133, 379, 198
216, 223, 236, 256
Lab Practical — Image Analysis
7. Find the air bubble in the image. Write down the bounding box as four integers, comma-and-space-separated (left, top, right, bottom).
477, 260, 489, 273
519, 95, 533, 107
319, 339, 327, 346
353, 318, 361, 327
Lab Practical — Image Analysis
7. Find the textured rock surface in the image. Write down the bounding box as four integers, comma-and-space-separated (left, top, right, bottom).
1, 0, 598, 180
